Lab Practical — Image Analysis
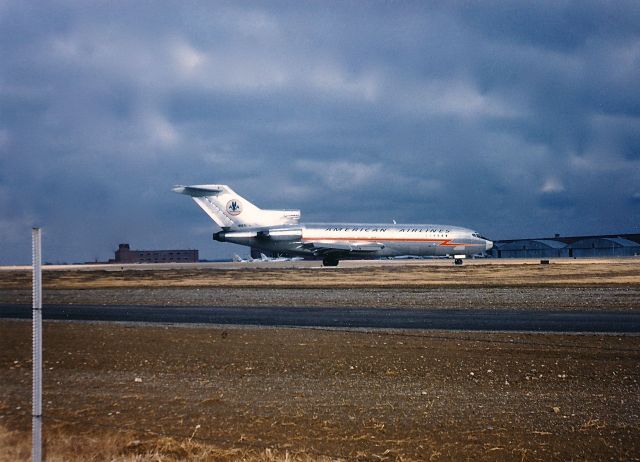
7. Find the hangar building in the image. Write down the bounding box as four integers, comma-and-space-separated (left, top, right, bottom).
489, 234, 640, 259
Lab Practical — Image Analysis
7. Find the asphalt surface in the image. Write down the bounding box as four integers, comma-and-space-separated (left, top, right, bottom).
1, 304, 640, 333
3, 257, 636, 272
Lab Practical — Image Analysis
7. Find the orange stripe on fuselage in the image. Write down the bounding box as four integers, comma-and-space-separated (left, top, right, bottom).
301, 236, 471, 247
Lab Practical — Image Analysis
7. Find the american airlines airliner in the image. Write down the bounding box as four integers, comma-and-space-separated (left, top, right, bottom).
173, 184, 493, 266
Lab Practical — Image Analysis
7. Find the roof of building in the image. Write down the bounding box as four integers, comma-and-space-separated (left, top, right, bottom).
496, 233, 640, 246
495, 239, 566, 250
532, 239, 567, 249
568, 237, 640, 248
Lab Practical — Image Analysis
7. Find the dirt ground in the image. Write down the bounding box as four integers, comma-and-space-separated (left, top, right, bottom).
1, 259, 639, 311
2, 286, 640, 311
1, 320, 639, 461
1, 261, 639, 460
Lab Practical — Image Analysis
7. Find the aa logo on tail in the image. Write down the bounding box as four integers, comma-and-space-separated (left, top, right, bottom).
226, 199, 242, 215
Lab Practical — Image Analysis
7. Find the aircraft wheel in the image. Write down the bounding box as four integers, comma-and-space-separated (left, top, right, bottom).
322, 257, 339, 267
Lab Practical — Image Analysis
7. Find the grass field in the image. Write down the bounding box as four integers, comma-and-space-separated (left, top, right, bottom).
1, 258, 640, 289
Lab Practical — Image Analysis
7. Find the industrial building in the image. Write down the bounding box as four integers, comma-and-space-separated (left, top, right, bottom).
489, 234, 640, 259
110, 243, 198, 264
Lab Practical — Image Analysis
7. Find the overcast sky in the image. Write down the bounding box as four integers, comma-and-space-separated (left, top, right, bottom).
1, 1, 639, 263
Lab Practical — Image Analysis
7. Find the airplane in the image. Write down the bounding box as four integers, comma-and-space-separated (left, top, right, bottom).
259, 253, 305, 262
172, 184, 493, 266
233, 253, 304, 263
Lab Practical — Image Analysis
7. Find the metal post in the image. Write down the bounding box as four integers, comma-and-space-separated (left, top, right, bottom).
32, 228, 42, 462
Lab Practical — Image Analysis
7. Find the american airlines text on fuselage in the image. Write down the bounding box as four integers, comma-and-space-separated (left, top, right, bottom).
321, 227, 451, 233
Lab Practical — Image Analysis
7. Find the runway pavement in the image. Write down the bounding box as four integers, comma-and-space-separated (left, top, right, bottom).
2, 257, 638, 272
1, 304, 639, 333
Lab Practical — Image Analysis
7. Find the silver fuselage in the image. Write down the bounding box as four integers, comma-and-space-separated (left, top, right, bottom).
215, 223, 492, 259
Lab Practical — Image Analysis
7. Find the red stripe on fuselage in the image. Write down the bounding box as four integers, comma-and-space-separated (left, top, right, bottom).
301, 236, 470, 247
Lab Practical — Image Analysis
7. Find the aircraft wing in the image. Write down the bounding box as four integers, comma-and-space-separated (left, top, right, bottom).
301, 241, 385, 254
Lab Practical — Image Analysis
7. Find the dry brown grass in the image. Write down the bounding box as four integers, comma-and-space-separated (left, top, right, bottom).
1, 259, 639, 290
0, 425, 340, 462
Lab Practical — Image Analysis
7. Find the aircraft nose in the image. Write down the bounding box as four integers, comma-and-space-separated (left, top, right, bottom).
485, 239, 494, 251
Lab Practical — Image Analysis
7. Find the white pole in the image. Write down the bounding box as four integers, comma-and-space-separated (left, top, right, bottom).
32, 228, 42, 462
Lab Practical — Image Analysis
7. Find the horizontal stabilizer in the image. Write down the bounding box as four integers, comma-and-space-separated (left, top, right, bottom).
172, 185, 224, 197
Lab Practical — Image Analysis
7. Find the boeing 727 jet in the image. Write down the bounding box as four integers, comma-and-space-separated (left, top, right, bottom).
173, 184, 493, 266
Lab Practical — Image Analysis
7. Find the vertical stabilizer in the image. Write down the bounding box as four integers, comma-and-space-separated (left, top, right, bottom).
172, 184, 300, 229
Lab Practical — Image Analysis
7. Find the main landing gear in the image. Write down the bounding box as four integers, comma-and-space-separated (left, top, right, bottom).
322, 256, 340, 267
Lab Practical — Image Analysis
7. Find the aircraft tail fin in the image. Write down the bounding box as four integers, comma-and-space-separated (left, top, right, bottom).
172, 184, 300, 230
233, 254, 252, 263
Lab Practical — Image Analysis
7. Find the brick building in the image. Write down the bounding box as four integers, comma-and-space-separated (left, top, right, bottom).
111, 243, 198, 264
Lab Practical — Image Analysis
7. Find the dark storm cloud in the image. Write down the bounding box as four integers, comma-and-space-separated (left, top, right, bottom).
1, 1, 639, 263
456, 1, 640, 52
